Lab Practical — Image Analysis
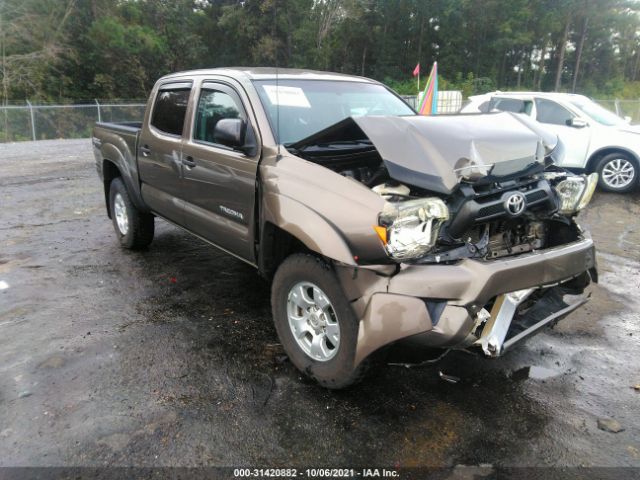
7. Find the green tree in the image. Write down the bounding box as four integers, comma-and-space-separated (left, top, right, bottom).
3, 0, 640, 102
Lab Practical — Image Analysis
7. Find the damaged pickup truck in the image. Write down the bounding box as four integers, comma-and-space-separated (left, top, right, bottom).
93, 68, 598, 388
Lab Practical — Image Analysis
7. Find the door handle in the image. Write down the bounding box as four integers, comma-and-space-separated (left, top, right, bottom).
182, 155, 196, 168
140, 145, 152, 156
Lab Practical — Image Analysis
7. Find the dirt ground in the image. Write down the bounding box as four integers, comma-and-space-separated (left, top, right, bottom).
1, 139, 639, 472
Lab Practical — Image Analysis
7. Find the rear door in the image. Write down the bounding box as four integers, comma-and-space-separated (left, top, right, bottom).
488, 96, 534, 116
138, 81, 193, 225
180, 80, 260, 263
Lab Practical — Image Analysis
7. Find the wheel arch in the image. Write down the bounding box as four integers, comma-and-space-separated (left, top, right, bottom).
258, 221, 311, 279
102, 159, 121, 218
100, 143, 148, 217
585, 146, 640, 173
260, 193, 357, 277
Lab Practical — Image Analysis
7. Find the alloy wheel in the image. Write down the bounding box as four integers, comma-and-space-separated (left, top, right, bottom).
113, 193, 129, 235
601, 158, 635, 189
286, 281, 340, 362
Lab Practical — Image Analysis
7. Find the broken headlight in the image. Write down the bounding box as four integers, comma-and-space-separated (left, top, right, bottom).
555, 173, 598, 215
376, 198, 449, 260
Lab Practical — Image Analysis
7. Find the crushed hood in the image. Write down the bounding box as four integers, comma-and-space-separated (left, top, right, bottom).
349, 112, 552, 194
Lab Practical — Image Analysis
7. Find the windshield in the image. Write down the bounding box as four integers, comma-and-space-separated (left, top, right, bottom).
568, 97, 626, 126
253, 79, 415, 144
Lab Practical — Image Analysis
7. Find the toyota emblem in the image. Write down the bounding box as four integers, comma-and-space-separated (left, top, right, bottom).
505, 192, 526, 215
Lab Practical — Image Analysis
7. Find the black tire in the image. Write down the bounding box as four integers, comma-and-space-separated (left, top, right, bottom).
595, 152, 639, 193
271, 254, 372, 389
108, 177, 154, 249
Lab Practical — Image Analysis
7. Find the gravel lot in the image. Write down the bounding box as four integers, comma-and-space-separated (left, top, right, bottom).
1, 139, 639, 471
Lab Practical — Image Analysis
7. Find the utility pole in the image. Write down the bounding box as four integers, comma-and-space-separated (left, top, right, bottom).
554, 15, 571, 92
572, 15, 589, 93
1, 7, 8, 142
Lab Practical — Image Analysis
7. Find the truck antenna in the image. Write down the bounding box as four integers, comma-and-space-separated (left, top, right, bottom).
274, 0, 281, 159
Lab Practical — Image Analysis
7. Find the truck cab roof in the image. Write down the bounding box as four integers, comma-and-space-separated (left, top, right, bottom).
159, 67, 377, 84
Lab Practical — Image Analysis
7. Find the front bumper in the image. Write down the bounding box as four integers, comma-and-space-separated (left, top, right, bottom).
474, 286, 589, 357
343, 237, 596, 365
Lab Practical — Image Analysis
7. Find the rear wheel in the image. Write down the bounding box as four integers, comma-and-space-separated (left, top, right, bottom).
596, 153, 638, 193
271, 254, 370, 389
109, 177, 154, 249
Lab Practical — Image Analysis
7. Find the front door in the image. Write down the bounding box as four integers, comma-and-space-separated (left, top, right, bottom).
180, 81, 260, 263
533, 98, 591, 168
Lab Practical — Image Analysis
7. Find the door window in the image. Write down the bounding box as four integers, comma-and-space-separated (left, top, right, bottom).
194, 89, 246, 145
150, 88, 191, 136
535, 98, 574, 126
489, 97, 533, 115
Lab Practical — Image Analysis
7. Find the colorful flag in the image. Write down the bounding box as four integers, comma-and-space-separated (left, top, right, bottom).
418, 62, 438, 116
412, 63, 420, 77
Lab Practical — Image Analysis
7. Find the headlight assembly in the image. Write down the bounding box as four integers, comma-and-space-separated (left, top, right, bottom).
555, 173, 598, 215
376, 198, 449, 260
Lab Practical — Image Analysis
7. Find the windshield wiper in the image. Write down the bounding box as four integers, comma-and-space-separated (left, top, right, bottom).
292, 139, 373, 152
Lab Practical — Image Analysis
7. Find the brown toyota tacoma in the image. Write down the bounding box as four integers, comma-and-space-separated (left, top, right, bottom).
93, 68, 598, 388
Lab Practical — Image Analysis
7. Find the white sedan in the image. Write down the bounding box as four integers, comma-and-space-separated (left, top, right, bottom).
461, 92, 639, 193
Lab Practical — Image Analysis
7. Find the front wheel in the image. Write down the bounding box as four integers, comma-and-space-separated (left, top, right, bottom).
596, 153, 638, 193
271, 254, 370, 389
109, 177, 155, 249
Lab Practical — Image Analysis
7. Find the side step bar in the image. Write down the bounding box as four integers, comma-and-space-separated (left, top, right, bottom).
476, 288, 589, 357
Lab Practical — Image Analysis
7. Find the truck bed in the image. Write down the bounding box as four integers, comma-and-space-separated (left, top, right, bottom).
93, 122, 142, 190
95, 121, 142, 134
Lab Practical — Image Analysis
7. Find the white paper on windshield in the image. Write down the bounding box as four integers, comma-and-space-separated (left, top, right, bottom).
263, 85, 311, 108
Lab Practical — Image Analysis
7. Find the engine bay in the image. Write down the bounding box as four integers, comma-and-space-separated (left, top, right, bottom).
286, 117, 589, 264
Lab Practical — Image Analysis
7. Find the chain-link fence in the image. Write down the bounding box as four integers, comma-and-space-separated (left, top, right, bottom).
2, 97, 640, 143
410, 96, 640, 124
402, 95, 640, 123
0, 100, 146, 143
593, 99, 640, 123
401, 91, 464, 113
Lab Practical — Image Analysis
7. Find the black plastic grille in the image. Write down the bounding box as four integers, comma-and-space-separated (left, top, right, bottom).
446, 179, 556, 239
526, 190, 547, 203
478, 204, 505, 218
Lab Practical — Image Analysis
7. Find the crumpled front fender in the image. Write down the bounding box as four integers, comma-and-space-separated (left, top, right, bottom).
262, 192, 356, 266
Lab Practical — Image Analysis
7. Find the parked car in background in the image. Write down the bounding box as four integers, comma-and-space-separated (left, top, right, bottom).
461, 92, 640, 193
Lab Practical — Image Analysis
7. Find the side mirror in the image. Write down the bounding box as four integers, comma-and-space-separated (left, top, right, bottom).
213, 118, 246, 149
567, 118, 588, 128
624, 115, 632, 124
